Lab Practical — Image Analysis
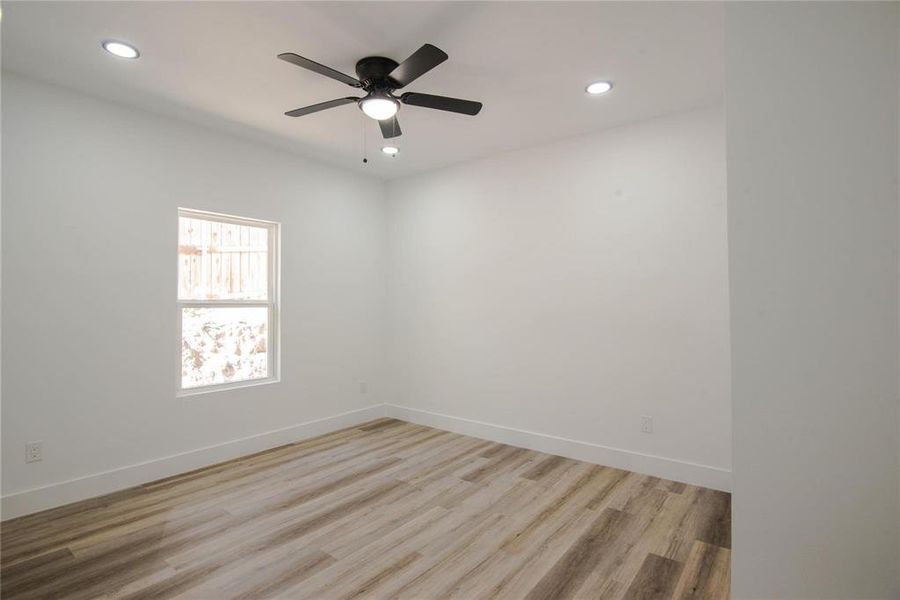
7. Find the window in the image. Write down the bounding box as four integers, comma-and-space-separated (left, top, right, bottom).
177, 209, 279, 394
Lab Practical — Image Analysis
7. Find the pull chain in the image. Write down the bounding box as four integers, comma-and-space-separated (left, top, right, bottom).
361, 116, 368, 165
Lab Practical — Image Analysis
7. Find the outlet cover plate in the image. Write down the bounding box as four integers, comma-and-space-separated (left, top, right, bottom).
26, 441, 42, 463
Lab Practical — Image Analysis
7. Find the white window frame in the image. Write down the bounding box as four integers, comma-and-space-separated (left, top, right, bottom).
176, 208, 280, 397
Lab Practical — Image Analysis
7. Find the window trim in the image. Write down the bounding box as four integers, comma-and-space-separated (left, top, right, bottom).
176, 208, 280, 397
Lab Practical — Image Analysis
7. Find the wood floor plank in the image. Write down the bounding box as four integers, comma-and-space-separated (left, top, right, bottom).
521, 455, 568, 481
2, 510, 236, 599
623, 553, 684, 600
671, 541, 731, 600
460, 446, 533, 484
523, 507, 634, 600
218, 548, 334, 600
585, 467, 633, 511
1, 419, 730, 600
292, 507, 459, 598
694, 489, 732, 549
386, 513, 511, 599
658, 486, 731, 564
499, 463, 605, 554
574, 480, 677, 598
483, 509, 599, 600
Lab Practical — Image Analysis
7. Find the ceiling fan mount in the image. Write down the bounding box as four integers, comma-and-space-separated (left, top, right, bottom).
278, 44, 483, 140
354, 56, 401, 89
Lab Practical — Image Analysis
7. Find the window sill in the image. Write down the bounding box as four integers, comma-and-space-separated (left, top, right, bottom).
177, 376, 280, 398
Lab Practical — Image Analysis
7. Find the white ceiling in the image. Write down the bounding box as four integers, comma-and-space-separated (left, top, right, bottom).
2, 1, 723, 179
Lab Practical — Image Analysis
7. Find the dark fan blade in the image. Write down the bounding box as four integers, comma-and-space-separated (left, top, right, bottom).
379, 116, 402, 139
278, 53, 361, 87
389, 44, 448, 88
285, 97, 360, 117
400, 92, 482, 116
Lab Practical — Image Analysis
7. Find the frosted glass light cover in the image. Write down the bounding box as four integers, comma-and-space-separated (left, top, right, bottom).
361, 97, 399, 120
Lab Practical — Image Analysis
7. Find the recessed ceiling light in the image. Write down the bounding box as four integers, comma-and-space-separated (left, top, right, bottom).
382, 146, 399, 156
585, 81, 613, 95
102, 40, 140, 59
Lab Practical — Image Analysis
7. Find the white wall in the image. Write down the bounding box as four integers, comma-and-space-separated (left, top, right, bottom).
387, 107, 731, 489
726, 3, 900, 598
1, 73, 388, 516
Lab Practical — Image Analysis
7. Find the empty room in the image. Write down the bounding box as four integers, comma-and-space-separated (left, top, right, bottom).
1, 2, 899, 599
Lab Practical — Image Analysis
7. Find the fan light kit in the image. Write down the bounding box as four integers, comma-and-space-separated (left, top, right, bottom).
382, 146, 399, 156
277, 43, 482, 139
102, 40, 140, 59
361, 95, 399, 121
586, 81, 613, 95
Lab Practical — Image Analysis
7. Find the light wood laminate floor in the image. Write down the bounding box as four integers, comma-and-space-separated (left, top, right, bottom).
1, 418, 731, 599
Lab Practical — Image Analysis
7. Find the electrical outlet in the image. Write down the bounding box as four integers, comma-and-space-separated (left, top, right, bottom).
26, 441, 42, 463
359, 381, 368, 394
641, 416, 653, 434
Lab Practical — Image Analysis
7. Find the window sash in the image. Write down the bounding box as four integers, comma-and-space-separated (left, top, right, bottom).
178, 209, 275, 302
178, 300, 271, 307
177, 208, 279, 396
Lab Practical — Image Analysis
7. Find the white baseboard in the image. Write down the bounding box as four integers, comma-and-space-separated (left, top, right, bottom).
384, 404, 731, 492
1, 405, 386, 520
2, 402, 730, 520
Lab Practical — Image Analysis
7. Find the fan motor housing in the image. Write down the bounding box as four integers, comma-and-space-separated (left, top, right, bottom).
355, 56, 401, 89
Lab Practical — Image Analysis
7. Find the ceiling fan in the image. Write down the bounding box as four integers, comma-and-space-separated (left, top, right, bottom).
278, 44, 482, 139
